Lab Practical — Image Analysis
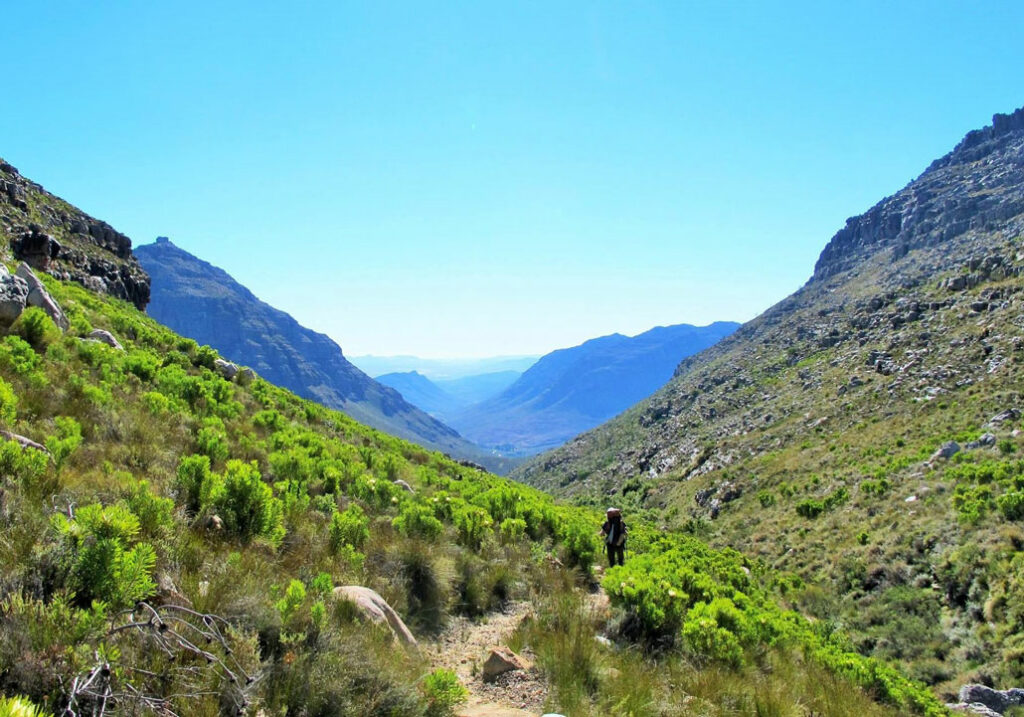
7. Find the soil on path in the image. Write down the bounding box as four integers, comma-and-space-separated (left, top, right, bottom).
425, 600, 547, 717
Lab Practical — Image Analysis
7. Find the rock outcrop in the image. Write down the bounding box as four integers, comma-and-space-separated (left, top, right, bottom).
0, 159, 150, 309
16, 262, 69, 331
481, 646, 532, 682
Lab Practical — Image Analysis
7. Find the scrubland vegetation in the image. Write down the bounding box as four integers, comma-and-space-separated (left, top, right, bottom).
0, 274, 943, 715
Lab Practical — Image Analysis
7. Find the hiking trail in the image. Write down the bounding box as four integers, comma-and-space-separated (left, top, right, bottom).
425, 599, 543, 716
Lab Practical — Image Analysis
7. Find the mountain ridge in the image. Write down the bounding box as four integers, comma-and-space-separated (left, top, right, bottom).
451, 321, 739, 455
135, 238, 513, 473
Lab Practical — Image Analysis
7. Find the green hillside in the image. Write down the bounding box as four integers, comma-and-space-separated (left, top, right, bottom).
515, 107, 1024, 696
0, 265, 943, 715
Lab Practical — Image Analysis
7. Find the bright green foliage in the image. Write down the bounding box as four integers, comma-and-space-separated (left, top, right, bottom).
682, 598, 751, 666
0, 439, 50, 491
422, 668, 468, 715
124, 349, 159, 381
52, 503, 157, 608
329, 503, 369, 551
0, 375, 16, 424
0, 335, 41, 375
558, 516, 599, 571
206, 459, 285, 545
276, 578, 307, 623
196, 415, 230, 462
10, 307, 60, 350
45, 415, 82, 471
124, 478, 175, 539
0, 695, 48, 717
176, 453, 213, 514
953, 483, 994, 524
499, 517, 527, 543
452, 502, 492, 550
997, 490, 1024, 520
393, 502, 444, 540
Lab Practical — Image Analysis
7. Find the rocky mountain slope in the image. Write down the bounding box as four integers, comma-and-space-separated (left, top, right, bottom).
0, 158, 149, 308
135, 238, 511, 473
452, 322, 738, 456
516, 105, 1024, 692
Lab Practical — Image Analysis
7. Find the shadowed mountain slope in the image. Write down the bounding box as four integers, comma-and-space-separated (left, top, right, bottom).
135, 238, 511, 472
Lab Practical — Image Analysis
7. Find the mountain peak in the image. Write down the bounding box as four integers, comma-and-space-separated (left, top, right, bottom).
811, 103, 1024, 283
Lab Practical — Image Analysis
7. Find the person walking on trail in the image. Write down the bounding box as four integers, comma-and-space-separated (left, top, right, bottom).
601, 507, 627, 567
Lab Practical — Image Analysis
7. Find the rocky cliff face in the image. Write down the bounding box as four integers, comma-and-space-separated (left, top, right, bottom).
812, 106, 1024, 282
0, 158, 150, 309
135, 238, 513, 473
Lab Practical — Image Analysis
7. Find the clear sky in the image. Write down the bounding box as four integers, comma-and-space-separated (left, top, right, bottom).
2, 2, 1023, 358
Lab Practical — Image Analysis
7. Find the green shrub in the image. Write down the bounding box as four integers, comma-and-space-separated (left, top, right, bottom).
796, 499, 825, 518
422, 668, 467, 715
757, 490, 776, 508
52, 502, 157, 608
176, 453, 213, 514
10, 307, 60, 350
0, 695, 48, 717
393, 502, 444, 540
0, 376, 16, 424
197, 416, 230, 463
330, 503, 370, 551
998, 490, 1024, 520
207, 459, 285, 546
499, 517, 527, 543
0, 335, 41, 374
45, 416, 82, 471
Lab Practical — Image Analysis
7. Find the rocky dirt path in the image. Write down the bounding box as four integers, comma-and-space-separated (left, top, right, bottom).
425, 600, 547, 717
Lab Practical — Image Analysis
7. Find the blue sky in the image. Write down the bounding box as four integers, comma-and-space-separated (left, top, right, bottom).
3, 2, 1023, 357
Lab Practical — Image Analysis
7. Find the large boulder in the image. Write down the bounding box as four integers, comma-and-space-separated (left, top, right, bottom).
16, 263, 68, 331
0, 270, 28, 324
957, 684, 1024, 714
332, 585, 417, 646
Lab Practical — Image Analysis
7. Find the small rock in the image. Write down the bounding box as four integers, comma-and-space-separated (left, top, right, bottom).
87, 329, 123, 350
393, 479, 414, 493
988, 409, 1020, 427
213, 358, 239, 380
482, 646, 532, 682
930, 441, 960, 462
237, 366, 256, 384
905, 495, 918, 503
205, 514, 224, 531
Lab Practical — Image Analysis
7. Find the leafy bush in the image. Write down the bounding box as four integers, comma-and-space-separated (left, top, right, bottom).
52, 503, 157, 608
330, 503, 370, 551
45, 416, 82, 471
393, 502, 444, 540
207, 459, 285, 546
0, 376, 16, 424
0, 695, 47, 717
10, 307, 60, 350
176, 453, 213, 514
422, 668, 467, 715
998, 490, 1024, 520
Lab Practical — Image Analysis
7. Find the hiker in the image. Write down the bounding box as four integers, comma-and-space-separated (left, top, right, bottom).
600, 507, 627, 567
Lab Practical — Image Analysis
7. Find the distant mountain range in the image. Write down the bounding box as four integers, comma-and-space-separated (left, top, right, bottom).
441, 322, 740, 456
350, 354, 538, 381
376, 369, 522, 422
135, 238, 513, 473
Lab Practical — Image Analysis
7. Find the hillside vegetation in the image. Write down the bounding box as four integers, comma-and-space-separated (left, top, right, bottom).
516, 106, 1024, 697
0, 268, 943, 715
